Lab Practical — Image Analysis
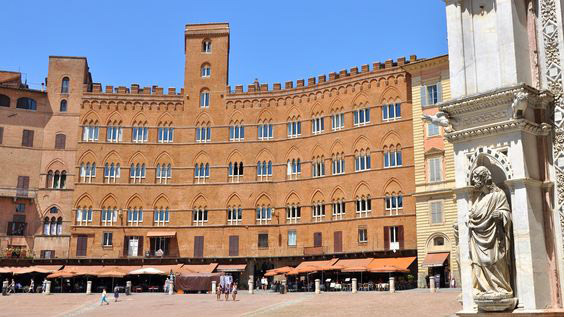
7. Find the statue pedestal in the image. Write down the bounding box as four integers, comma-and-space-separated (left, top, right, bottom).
474, 295, 517, 313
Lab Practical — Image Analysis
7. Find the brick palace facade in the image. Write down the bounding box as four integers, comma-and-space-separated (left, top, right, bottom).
0, 23, 429, 276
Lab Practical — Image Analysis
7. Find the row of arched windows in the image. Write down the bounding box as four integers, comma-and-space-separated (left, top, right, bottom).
43, 217, 63, 236
46, 170, 67, 189
78, 149, 403, 185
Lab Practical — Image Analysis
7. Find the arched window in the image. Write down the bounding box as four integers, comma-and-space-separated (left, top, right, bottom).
16, 97, 37, 110
59, 99, 67, 112
256, 205, 272, 225
433, 236, 445, 246
201, 64, 211, 78
46, 170, 53, 188
43, 217, 50, 235
0, 94, 10, 107
228, 161, 244, 183
56, 217, 63, 235
50, 216, 57, 235
104, 163, 120, 183
61, 77, 70, 93
129, 163, 145, 183
202, 39, 211, 53
200, 90, 210, 108
53, 171, 61, 189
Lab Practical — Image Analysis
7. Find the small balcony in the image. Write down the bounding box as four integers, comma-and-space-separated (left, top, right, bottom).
0, 186, 36, 199
303, 246, 327, 256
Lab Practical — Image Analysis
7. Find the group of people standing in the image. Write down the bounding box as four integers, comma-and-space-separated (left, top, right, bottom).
216, 275, 237, 301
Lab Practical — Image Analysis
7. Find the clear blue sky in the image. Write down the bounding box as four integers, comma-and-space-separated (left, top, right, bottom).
1, 1, 447, 90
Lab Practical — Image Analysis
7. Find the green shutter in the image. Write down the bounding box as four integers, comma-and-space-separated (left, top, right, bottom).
420, 85, 427, 106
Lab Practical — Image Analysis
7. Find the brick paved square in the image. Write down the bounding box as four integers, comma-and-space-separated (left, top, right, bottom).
0, 289, 460, 317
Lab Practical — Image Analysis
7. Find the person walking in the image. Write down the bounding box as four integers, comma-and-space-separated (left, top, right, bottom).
224, 282, 230, 301
216, 284, 221, 301
100, 288, 110, 305
8, 279, 15, 294
164, 278, 169, 293
231, 283, 238, 301
42, 279, 46, 293
113, 285, 120, 302
28, 279, 34, 293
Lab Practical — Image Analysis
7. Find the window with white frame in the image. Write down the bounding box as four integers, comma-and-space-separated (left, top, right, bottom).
200, 90, 210, 108
129, 163, 146, 183
358, 228, 368, 243
106, 123, 122, 142
104, 163, 120, 183
428, 157, 442, 182
103, 232, 113, 247
132, 123, 148, 143
332, 199, 346, 220
332, 153, 345, 175
384, 146, 403, 168
312, 202, 326, 222
229, 123, 244, 141
385, 194, 403, 215
196, 125, 211, 143
287, 119, 301, 138
80, 162, 96, 183
427, 123, 440, 137
353, 108, 370, 126
286, 159, 301, 180
312, 156, 325, 177
227, 207, 243, 225
288, 230, 297, 246
127, 208, 143, 226
194, 163, 210, 184
156, 163, 172, 184
82, 123, 99, 142
192, 209, 208, 226
430, 201, 443, 224
158, 124, 174, 143
382, 103, 402, 121
257, 160, 272, 181
228, 161, 244, 182
101, 208, 117, 226
355, 150, 371, 172
389, 226, 400, 250
286, 205, 301, 224
154, 207, 170, 226
76, 207, 92, 226
201, 64, 211, 78
423, 84, 441, 105
202, 39, 211, 53
311, 116, 324, 134
356, 196, 371, 217
256, 206, 272, 224
258, 122, 273, 140
331, 112, 345, 131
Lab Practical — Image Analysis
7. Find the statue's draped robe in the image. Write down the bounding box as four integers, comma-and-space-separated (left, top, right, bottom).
468, 188, 512, 297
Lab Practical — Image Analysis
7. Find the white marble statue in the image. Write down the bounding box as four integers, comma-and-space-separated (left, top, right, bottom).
467, 166, 513, 302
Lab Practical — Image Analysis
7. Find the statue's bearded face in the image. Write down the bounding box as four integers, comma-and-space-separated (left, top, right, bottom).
472, 171, 485, 189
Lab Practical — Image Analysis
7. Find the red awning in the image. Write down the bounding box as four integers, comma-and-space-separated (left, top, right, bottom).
367, 257, 416, 271
422, 253, 450, 267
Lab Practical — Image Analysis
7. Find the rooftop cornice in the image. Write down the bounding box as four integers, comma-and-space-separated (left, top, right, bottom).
225, 67, 408, 101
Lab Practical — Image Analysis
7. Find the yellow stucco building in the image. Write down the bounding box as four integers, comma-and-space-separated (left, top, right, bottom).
405, 55, 458, 288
